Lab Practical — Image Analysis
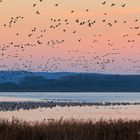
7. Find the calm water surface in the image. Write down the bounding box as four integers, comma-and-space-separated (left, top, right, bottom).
0, 92, 140, 103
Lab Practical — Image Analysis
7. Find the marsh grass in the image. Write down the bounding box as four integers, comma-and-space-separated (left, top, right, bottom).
0, 118, 140, 140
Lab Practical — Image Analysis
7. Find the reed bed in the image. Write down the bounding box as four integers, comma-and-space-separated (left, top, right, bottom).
0, 119, 140, 140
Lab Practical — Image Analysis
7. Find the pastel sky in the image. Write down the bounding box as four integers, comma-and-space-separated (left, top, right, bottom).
0, 0, 140, 74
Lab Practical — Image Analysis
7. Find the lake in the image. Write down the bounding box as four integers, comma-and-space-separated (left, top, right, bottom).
0, 92, 140, 103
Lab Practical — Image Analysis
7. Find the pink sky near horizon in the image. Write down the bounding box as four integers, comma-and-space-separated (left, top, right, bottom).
0, 0, 140, 74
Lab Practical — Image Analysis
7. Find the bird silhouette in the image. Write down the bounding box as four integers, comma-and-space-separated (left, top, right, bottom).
0, 0, 139, 74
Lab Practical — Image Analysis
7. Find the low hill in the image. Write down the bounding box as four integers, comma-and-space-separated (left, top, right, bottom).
0, 71, 140, 92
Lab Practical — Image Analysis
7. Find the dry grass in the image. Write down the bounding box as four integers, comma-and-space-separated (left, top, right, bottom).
0, 119, 140, 140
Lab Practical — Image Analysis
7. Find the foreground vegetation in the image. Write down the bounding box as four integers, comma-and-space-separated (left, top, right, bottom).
0, 119, 140, 140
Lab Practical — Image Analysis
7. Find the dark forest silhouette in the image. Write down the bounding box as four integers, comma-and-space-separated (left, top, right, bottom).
0, 71, 140, 91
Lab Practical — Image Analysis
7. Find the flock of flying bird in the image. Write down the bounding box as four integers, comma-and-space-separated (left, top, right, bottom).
0, 0, 140, 74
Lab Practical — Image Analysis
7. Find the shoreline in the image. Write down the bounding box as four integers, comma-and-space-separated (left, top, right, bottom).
0, 96, 41, 102
0, 97, 139, 111
0, 105, 140, 122
0, 97, 139, 122
0, 96, 140, 109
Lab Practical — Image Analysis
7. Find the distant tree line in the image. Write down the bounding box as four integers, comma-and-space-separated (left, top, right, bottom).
0, 74, 140, 91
